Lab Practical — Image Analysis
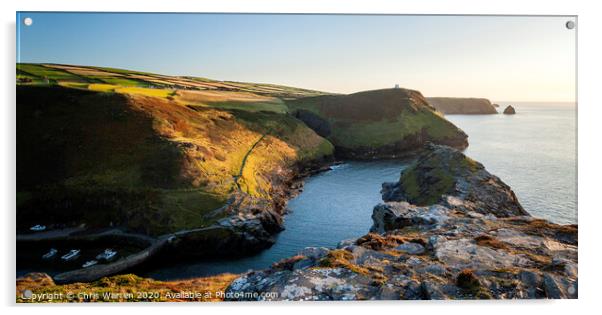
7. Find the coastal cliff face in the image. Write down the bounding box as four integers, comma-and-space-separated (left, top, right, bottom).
427, 97, 498, 115
288, 89, 468, 159
224, 145, 577, 300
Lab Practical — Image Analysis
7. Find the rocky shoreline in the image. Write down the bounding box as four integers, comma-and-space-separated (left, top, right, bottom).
224, 144, 577, 300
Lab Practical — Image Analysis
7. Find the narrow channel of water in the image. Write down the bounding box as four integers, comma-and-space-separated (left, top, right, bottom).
141, 160, 408, 280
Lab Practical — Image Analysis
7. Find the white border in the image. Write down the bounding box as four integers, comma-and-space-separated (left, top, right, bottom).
2, 0, 601, 314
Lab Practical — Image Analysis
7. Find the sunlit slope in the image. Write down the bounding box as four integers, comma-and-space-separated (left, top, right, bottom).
16, 63, 329, 113
286, 88, 468, 158
17, 85, 333, 235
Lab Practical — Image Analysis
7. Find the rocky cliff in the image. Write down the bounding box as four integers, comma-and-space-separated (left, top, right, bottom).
427, 97, 498, 115
225, 144, 577, 300
288, 89, 468, 159
381, 143, 528, 217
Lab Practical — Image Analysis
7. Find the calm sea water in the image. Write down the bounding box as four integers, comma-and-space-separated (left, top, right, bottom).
141, 102, 578, 280
142, 160, 407, 280
446, 102, 577, 225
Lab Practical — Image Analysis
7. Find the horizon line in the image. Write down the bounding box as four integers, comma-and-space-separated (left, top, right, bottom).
16, 62, 576, 103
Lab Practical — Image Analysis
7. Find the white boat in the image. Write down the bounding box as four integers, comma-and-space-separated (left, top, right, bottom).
96, 249, 117, 261
61, 249, 80, 261
30, 225, 46, 232
82, 260, 98, 268
42, 248, 58, 259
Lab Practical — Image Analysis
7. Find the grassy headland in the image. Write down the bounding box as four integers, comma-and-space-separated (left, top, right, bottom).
287, 88, 468, 158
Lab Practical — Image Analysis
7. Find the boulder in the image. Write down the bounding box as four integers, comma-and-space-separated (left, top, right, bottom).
370, 202, 450, 233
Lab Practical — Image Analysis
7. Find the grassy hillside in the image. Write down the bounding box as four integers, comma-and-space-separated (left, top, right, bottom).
287, 88, 468, 158
17, 85, 333, 235
16, 63, 329, 112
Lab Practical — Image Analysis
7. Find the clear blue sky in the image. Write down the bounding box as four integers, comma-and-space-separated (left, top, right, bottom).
17, 13, 576, 101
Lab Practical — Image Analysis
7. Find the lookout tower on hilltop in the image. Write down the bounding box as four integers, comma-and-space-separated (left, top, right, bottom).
394, 84, 400, 89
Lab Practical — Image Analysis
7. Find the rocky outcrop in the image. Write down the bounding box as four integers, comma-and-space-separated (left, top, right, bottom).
427, 97, 498, 115
504, 105, 516, 115
226, 207, 577, 300
382, 143, 527, 217
225, 145, 577, 300
287, 89, 468, 159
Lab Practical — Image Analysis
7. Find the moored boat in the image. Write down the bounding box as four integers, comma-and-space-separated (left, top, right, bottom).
61, 249, 80, 261
30, 225, 46, 232
42, 248, 58, 259
82, 260, 98, 268
96, 249, 117, 261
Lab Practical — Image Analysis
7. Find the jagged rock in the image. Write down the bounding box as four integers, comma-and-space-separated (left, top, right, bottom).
418, 264, 448, 276
503, 105, 516, 114
298, 247, 330, 260
421, 281, 447, 299
382, 143, 528, 217
336, 238, 356, 249
226, 268, 376, 301
543, 273, 565, 299
519, 271, 542, 298
371, 202, 450, 233
395, 242, 425, 255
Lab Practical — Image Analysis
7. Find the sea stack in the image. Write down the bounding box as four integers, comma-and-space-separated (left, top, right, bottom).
503, 105, 516, 115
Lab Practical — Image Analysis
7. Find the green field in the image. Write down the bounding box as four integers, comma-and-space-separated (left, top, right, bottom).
16, 63, 329, 113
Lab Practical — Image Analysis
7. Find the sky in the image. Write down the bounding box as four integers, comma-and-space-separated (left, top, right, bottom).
16, 13, 576, 102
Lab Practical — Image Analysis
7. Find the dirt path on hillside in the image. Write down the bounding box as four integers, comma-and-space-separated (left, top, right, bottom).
234, 132, 268, 192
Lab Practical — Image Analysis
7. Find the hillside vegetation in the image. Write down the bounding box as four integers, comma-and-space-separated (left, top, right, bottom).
17, 63, 328, 110
17, 84, 333, 236
16, 64, 468, 237
287, 89, 468, 158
